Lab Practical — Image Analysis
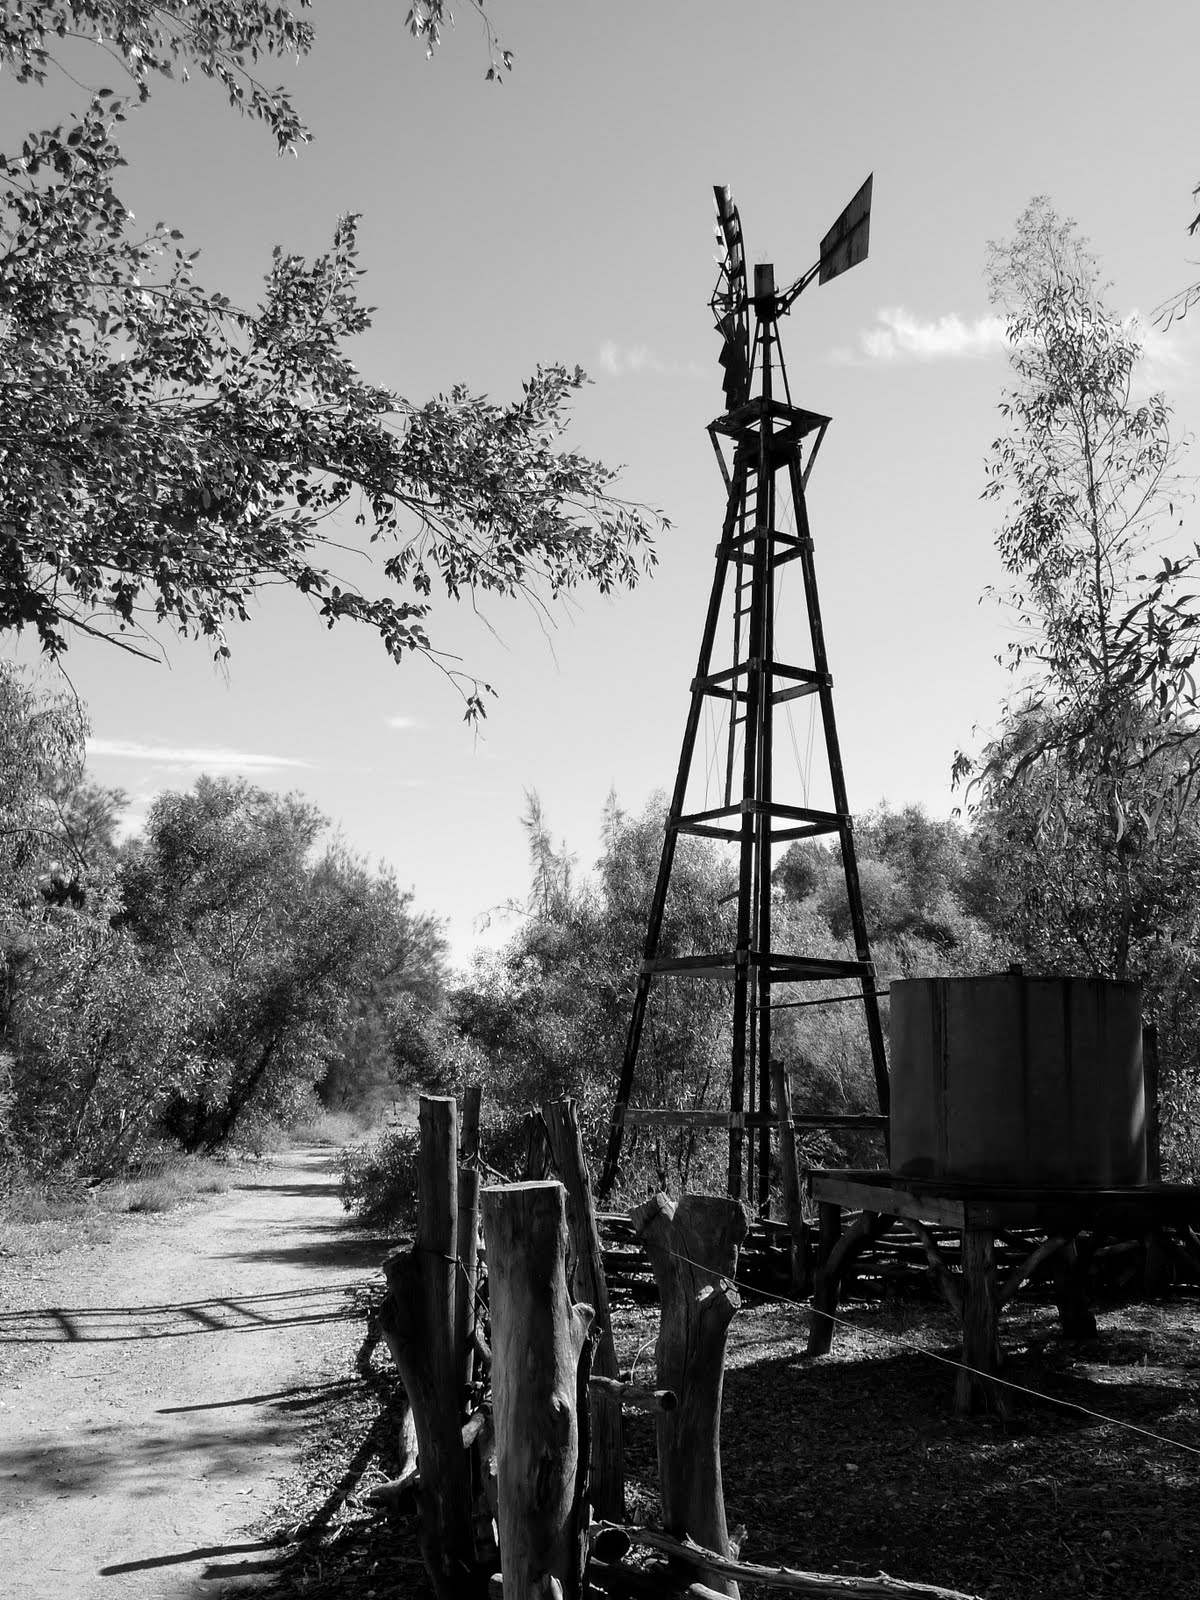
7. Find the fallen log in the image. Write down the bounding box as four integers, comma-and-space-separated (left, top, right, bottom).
588, 1376, 677, 1414
598, 1527, 983, 1600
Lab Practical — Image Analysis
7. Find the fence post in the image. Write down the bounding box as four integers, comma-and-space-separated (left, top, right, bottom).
632, 1192, 746, 1599
381, 1095, 483, 1600
770, 1061, 810, 1294
542, 1098, 624, 1522
483, 1179, 595, 1600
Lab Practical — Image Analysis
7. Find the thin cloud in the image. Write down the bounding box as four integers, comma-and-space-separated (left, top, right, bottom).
87, 737, 310, 773
833, 306, 1008, 365
385, 714, 424, 731
1134, 312, 1200, 389
598, 340, 706, 379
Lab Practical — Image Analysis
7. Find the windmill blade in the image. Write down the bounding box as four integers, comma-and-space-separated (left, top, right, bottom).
818, 173, 873, 284
712, 184, 751, 408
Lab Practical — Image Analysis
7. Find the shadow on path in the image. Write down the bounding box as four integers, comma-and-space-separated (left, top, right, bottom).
0, 1282, 368, 1344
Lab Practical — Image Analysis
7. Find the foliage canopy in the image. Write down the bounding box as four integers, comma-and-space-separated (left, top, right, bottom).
0, 2, 659, 713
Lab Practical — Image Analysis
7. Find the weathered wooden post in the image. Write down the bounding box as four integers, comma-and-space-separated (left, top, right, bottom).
456, 1164, 482, 1398
525, 1109, 553, 1180
542, 1098, 624, 1522
461, 1082, 484, 1165
770, 1061, 809, 1294
381, 1095, 485, 1600
483, 1180, 595, 1600
633, 1192, 746, 1599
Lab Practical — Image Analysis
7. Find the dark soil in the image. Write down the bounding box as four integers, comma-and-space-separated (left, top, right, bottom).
239, 1280, 1200, 1600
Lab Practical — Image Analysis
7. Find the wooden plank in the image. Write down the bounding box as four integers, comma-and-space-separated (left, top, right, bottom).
772, 681, 822, 705
625, 1108, 744, 1130
808, 1172, 968, 1230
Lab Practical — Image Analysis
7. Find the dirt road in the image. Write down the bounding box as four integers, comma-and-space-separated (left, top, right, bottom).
0, 1147, 383, 1598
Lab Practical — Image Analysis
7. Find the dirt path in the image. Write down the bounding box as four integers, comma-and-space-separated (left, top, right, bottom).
0, 1147, 383, 1598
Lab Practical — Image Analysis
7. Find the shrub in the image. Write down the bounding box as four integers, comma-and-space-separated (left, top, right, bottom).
339, 1125, 421, 1225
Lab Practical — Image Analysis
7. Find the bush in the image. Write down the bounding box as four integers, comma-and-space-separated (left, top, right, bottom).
339, 1125, 421, 1225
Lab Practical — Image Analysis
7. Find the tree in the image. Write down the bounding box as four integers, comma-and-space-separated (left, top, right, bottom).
0, 662, 86, 908
0, 4, 659, 713
955, 199, 1200, 979
452, 790, 738, 1191
120, 776, 438, 1149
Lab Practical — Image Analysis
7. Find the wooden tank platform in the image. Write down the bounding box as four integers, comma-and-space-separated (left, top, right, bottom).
805, 1169, 1200, 1416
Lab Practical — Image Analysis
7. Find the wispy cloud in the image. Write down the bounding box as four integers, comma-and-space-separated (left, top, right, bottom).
87, 737, 310, 774
598, 340, 706, 380
385, 714, 424, 731
833, 306, 1008, 365
1133, 311, 1200, 389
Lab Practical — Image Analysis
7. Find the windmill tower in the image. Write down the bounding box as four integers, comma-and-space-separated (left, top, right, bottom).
598, 179, 889, 1211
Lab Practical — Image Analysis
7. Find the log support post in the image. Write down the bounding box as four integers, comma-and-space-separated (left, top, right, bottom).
381, 1096, 485, 1600
633, 1192, 747, 1599
483, 1180, 595, 1600
542, 1098, 624, 1522
807, 1208, 892, 1357
955, 1227, 1010, 1419
1052, 1237, 1098, 1341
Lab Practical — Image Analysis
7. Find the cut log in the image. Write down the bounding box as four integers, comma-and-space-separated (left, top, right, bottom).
482, 1180, 595, 1600
381, 1096, 486, 1600
632, 1192, 746, 1599
542, 1097, 624, 1521
604, 1526, 983, 1599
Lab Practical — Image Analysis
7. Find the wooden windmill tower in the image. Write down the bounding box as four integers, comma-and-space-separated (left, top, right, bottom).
598, 179, 889, 1212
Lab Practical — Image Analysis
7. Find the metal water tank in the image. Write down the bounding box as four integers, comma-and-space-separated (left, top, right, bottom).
889, 975, 1146, 1188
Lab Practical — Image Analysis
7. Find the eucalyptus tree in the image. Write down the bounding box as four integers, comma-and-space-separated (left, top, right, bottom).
955, 198, 1200, 980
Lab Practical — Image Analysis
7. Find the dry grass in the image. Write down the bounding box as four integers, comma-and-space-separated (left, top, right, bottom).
0, 1152, 233, 1253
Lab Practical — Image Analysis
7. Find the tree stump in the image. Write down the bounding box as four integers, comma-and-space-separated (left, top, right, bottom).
632, 1192, 746, 1599
542, 1098, 624, 1522
483, 1180, 595, 1600
381, 1096, 485, 1600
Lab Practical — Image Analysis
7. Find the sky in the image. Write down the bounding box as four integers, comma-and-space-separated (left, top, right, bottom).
5, 1, 1200, 968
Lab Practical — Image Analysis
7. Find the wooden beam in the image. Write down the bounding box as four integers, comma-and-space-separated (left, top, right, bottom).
897, 1217, 962, 1319
996, 1234, 1066, 1307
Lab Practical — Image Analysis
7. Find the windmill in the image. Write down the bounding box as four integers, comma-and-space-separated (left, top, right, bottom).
597, 178, 888, 1211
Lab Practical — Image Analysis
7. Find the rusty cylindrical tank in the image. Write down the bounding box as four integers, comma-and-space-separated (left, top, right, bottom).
889, 975, 1146, 1188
